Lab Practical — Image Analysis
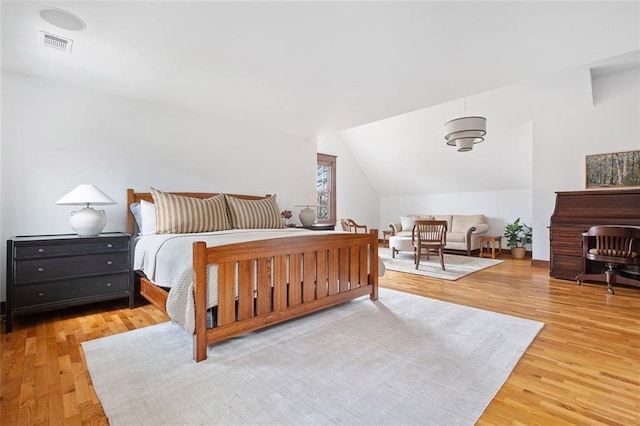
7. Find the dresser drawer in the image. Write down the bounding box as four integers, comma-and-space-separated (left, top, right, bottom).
15, 238, 128, 259
15, 252, 130, 284
13, 273, 130, 309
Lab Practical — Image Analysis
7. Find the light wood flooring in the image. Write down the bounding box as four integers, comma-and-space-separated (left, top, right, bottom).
1, 256, 639, 425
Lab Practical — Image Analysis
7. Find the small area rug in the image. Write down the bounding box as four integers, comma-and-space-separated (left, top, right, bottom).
82, 288, 543, 425
379, 247, 503, 280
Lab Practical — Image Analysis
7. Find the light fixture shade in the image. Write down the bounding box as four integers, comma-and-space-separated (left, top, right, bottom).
445, 116, 487, 149
295, 194, 320, 208
455, 139, 474, 152
56, 184, 116, 206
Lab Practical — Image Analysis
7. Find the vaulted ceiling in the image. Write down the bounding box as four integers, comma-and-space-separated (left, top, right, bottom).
3, 1, 639, 139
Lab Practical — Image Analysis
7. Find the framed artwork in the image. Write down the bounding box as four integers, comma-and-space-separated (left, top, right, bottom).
585, 150, 640, 188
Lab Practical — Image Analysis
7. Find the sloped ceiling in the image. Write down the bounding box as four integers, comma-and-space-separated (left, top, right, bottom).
2, 1, 639, 139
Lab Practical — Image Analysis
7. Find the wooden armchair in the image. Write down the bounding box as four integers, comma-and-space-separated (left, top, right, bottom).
412, 220, 448, 271
339, 219, 368, 233
575, 226, 640, 294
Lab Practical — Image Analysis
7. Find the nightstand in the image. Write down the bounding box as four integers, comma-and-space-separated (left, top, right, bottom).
298, 223, 335, 231
5, 232, 134, 332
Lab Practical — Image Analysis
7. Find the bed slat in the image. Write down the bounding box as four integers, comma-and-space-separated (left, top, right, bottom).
289, 254, 302, 306
256, 258, 272, 315
303, 252, 316, 303
237, 260, 254, 320
328, 249, 339, 295
316, 250, 328, 299
217, 262, 236, 326
273, 256, 287, 311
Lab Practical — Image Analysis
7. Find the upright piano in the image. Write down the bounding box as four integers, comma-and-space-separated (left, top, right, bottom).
549, 188, 640, 280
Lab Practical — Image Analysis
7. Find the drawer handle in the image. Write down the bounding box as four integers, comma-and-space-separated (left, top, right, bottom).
107, 260, 113, 265
38, 292, 44, 297
38, 248, 45, 253
106, 282, 112, 287
37, 267, 44, 272
107, 243, 113, 248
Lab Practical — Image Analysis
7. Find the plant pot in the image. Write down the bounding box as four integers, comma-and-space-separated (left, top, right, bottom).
511, 247, 527, 260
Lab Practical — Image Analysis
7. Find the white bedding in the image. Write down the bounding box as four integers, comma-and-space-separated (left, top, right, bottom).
134, 228, 334, 334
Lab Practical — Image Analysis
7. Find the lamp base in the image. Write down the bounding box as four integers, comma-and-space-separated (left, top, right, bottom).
69, 207, 107, 236
299, 207, 316, 227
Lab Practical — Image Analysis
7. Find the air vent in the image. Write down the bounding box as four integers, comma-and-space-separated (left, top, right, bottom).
40, 31, 73, 54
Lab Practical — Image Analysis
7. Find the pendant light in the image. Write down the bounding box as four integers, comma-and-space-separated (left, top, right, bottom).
445, 99, 486, 152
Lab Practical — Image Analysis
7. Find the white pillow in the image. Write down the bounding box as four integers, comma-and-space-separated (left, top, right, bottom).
400, 216, 416, 231
140, 199, 157, 235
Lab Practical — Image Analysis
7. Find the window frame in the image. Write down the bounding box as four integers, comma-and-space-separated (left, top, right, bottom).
316, 153, 336, 225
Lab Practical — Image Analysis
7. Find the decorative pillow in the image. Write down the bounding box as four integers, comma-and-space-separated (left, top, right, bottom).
400, 216, 416, 231
225, 194, 284, 229
150, 188, 231, 233
140, 199, 157, 235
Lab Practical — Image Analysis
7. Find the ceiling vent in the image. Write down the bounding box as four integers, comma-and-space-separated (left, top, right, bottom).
40, 31, 73, 54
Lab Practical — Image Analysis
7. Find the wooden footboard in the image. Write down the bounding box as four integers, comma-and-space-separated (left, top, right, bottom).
192, 230, 379, 362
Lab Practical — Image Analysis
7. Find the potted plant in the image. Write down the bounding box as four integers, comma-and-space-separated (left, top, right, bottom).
503, 218, 532, 260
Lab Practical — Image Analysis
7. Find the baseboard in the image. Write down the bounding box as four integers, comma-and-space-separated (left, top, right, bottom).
531, 259, 550, 268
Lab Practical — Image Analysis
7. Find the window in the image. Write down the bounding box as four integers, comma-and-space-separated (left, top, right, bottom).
316, 153, 336, 224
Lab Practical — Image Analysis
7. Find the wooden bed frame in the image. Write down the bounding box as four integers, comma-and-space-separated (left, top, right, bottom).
127, 189, 379, 362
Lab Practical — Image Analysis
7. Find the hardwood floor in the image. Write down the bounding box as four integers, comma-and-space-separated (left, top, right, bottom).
1, 257, 639, 425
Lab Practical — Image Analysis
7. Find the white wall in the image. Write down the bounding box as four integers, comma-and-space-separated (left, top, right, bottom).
532, 67, 640, 261
1, 70, 318, 301
316, 132, 380, 234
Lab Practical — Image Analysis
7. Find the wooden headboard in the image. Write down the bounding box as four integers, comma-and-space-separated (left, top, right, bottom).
126, 188, 270, 236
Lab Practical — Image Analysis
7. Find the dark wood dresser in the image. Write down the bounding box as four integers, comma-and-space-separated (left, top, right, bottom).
5, 232, 134, 332
549, 189, 640, 280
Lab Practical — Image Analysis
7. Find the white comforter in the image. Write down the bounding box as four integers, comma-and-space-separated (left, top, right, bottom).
134, 228, 333, 334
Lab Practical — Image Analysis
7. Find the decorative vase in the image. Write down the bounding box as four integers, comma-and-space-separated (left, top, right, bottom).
299, 207, 316, 227
511, 247, 526, 260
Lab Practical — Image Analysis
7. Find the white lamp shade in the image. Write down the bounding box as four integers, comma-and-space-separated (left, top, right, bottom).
295, 194, 320, 208
455, 139, 474, 152
56, 184, 116, 206
445, 116, 486, 146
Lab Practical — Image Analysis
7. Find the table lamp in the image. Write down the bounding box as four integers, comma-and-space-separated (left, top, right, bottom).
56, 184, 116, 236
295, 195, 320, 227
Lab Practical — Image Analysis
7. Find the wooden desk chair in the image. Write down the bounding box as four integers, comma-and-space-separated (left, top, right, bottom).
412, 220, 448, 271
340, 218, 368, 233
575, 226, 640, 294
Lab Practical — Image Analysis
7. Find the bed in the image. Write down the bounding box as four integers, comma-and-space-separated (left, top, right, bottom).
127, 188, 379, 362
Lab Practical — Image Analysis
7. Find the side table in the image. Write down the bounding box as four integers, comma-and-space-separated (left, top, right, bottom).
478, 235, 502, 259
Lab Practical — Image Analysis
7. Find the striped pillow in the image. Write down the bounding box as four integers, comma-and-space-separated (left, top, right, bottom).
225, 194, 285, 229
150, 188, 231, 234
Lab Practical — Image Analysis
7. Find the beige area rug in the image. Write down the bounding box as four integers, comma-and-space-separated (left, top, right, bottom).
379, 247, 503, 280
82, 288, 543, 425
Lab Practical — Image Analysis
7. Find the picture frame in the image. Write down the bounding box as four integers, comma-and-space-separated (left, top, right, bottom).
585, 150, 640, 188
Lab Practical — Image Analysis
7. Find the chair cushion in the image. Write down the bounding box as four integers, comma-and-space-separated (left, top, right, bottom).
589, 248, 637, 258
